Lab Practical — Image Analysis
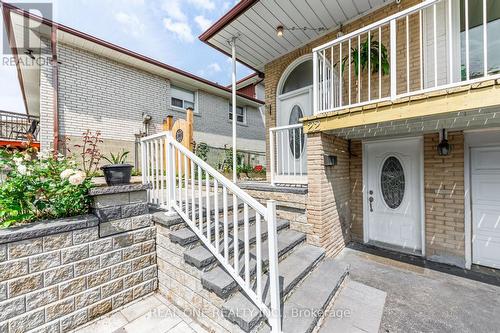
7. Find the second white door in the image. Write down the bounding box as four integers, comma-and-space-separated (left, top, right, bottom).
365, 138, 423, 252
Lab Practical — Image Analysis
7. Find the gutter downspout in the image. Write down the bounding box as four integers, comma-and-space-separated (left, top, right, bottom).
51, 24, 60, 153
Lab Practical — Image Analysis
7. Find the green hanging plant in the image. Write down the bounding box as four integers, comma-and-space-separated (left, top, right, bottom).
337, 34, 390, 77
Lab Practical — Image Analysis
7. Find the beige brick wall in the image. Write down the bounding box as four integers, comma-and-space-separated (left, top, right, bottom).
306, 132, 351, 257
424, 131, 465, 266
349, 140, 363, 242
344, 133, 466, 267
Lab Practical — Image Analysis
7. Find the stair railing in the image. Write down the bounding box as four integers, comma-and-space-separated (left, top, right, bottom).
141, 131, 282, 333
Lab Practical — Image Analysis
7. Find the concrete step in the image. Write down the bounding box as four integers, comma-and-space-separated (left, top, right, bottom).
151, 210, 184, 228
203, 243, 325, 299
221, 244, 326, 331
258, 259, 349, 333
183, 219, 293, 270
169, 210, 257, 247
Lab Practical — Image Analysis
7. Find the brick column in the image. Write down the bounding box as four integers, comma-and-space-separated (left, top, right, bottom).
349, 140, 363, 241
306, 132, 351, 257
424, 131, 465, 267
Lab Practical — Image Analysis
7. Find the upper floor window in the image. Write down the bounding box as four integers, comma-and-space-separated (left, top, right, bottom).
229, 104, 246, 124
460, 0, 500, 78
171, 86, 196, 111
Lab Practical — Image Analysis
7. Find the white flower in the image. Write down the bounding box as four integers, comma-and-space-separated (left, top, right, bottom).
60, 169, 75, 179
13, 157, 23, 165
17, 164, 27, 175
37, 150, 50, 160
68, 171, 86, 186
23, 154, 31, 161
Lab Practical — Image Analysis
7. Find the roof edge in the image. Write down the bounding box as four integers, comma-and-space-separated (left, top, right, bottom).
2, 2, 265, 105
199, 0, 258, 42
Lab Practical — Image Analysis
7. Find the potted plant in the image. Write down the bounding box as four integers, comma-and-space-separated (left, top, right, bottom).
101, 150, 133, 186
336, 35, 390, 100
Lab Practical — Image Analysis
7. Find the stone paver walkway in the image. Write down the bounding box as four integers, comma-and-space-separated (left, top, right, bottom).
72, 293, 208, 333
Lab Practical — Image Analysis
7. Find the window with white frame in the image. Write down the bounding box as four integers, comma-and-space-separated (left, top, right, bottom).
171, 86, 196, 111
229, 104, 246, 124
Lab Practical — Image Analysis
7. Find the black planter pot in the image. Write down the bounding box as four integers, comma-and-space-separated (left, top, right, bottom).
101, 164, 133, 186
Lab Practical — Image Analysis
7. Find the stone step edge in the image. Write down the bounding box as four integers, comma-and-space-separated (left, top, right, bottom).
258, 264, 350, 333
220, 245, 326, 331
205, 243, 325, 301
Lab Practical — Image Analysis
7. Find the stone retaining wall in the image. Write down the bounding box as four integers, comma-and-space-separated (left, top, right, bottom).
0, 185, 157, 333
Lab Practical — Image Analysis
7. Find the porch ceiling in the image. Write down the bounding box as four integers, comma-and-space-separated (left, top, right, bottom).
200, 0, 393, 72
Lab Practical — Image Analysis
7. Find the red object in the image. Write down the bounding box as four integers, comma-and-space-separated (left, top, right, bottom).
254, 165, 263, 172
0, 140, 40, 150
238, 84, 256, 98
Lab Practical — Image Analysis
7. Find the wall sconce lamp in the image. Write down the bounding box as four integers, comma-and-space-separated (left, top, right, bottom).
437, 129, 452, 156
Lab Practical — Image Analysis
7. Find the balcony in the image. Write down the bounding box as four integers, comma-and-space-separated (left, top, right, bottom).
312, 0, 500, 118
0, 110, 40, 147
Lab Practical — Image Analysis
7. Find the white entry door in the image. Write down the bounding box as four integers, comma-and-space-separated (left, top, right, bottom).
364, 138, 423, 252
276, 86, 311, 182
471, 147, 500, 269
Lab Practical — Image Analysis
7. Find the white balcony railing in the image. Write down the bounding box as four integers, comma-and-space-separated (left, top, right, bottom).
313, 0, 500, 114
269, 124, 307, 185
141, 132, 282, 333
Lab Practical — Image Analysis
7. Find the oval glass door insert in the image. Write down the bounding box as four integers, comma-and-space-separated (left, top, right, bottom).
380, 156, 405, 209
288, 105, 304, 159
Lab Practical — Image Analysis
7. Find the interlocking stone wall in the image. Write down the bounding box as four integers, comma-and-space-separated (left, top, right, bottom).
0, 185, 157, 333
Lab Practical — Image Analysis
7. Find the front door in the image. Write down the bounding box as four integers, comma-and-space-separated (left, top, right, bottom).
365, 138, 423, 252
471, 146, 500, 269
276, 87, 311, 182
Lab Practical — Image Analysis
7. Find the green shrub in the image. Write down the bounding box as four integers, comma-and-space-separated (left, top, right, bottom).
0, 148, 93, 228
195, 142, 210, 162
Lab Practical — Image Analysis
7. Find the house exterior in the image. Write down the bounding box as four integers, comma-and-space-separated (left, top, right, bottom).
2, 3, 265, 168
201, 0, 500, 270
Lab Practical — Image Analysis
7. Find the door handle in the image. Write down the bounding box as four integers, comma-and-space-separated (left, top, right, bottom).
369, 196, 374, 212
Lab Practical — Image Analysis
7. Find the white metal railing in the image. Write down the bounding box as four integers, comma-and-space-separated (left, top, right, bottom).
269, 124, 307, 185
141, 132, 282, 333
313, 0, 500, 114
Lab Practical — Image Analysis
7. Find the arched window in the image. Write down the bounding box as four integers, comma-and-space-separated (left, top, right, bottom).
280, 59, 313, 94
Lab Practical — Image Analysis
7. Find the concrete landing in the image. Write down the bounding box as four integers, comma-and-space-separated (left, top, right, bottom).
318, 279, 386, 333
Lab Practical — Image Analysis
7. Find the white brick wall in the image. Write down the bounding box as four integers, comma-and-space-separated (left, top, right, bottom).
39, 42, 265, 153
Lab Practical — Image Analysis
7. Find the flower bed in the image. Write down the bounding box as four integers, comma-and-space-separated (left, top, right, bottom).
0, 148, 93, 228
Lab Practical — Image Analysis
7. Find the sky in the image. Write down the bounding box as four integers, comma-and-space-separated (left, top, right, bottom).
0, 0, 253, 114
